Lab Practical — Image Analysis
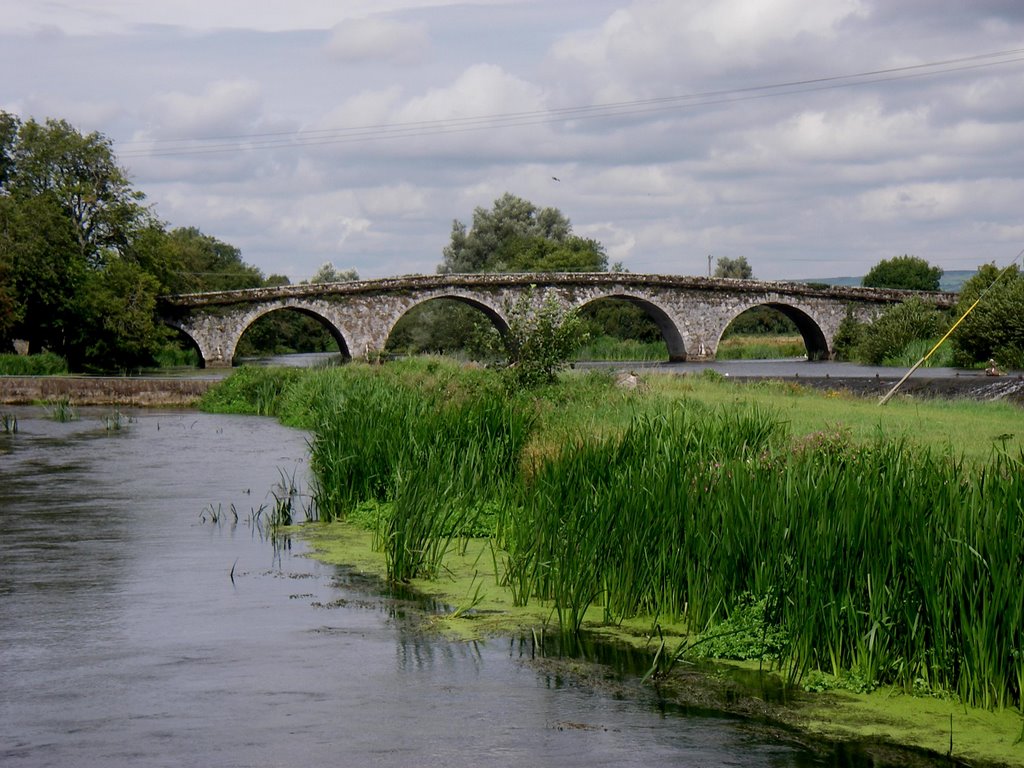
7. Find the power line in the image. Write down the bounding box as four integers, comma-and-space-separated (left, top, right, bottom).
115, 48, 1024, 159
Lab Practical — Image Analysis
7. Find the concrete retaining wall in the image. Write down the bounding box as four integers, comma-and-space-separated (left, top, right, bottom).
0, 376, 217, 406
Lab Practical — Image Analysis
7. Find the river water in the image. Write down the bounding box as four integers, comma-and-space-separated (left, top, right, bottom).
0, 407, 951, 767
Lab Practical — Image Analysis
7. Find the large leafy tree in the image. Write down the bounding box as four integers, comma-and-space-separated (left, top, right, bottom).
132, 225, 263, 294
439, 193, 605, 274
392, 193, 613, 357
862, 255, 943, 291
0, 112, 158, 366
714, 256, 754, 279
951, 263, 1024, 369
0, 191, 83, 354
1, 111, 284, 368
307, 262, 359, 284
6, 117, 146, 268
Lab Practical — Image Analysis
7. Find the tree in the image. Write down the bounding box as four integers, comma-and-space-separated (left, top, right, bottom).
70, 260, 167, 370
714, 256, 753, 279
439, 193, 595, 274
393, 193, 616, 358
1, 112, 274, 368
951, 263, 1024, 369
862, 255, 942, 291
497, 288, 587, 390
0, 111, 18, 189
6, 116, 147, 268
0, 191, 84, 355
499, 235, 607, 273
307, 262, 359, 283
133, 225, 263, 294
0, 206, 18, 346
853, 297, 945, 365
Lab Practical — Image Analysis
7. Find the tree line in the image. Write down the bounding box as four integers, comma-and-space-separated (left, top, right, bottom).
0, 112, 358, 370
832, 254, 1024, 369
2, 112, 1020, 371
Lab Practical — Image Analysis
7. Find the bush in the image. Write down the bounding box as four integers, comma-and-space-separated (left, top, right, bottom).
951, 263, 1024, 369
496, 289, 587, 390
862, 255, 943, 291
831, 310, 867, 361
198, 365, 304, 415
854, 298, 945, 365
0, 352, 68, 375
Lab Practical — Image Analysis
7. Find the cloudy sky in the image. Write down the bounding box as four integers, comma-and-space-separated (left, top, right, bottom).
3, 1, 1023, 283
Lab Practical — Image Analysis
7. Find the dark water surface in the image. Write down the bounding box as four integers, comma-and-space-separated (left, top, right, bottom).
0, 408, 945, 767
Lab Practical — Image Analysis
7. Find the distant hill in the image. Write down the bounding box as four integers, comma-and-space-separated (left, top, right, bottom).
803, 269, 975, 292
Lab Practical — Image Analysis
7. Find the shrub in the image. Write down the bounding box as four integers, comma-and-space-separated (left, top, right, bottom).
855, 298, 945, 365
496, 288, 587, 391
951, 263, 1024, 369
0, 352, 69, 375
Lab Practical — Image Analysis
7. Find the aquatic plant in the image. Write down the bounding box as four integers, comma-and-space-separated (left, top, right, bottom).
44, 396, 77, 422
304, 368, 531, 581
202, 361, 1024, 711
503, 405, 1024, 710
102, 409, 133, 431
269, 466, 311, 528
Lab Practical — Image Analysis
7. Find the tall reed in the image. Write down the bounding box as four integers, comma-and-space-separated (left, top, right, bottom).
298, 366, 531, 581
503, 406, 1024, 710
204, 362, 1024, 710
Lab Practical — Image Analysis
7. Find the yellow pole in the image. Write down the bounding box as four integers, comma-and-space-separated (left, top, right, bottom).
879, 250, 1023, 406
878, 298, 981, 405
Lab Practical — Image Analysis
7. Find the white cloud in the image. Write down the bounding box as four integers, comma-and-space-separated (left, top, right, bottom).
146, 79, 263, 138
4, 0, 1024, 283
398, 63, 545, 122
548, 0, 868, 100
1, 0, 522, 35
325, 17, 429, 64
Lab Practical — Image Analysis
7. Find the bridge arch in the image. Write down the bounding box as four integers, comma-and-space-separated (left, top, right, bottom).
170, 299, 352, 368
381, 291, 512, 354
235, 304, 352, 361
715, 301, 830, 361
574, 292, 687, 361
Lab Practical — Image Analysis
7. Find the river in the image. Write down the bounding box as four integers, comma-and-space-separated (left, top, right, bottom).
0, 406, 954, 767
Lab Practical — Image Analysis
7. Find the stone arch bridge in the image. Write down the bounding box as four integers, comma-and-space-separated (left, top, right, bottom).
158, 273, 956, 368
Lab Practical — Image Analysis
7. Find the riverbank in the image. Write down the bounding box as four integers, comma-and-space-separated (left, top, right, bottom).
4, 364, 1023, 408
196, 361, 1023, 766
301, 522, 1024, 768
738, 372, 1024, 404
0, 375, 216, 406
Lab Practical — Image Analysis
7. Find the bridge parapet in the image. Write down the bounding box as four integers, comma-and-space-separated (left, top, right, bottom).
161, 272, 958, 308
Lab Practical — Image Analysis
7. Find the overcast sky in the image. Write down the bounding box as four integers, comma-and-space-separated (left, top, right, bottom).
3, 1, 1023, 282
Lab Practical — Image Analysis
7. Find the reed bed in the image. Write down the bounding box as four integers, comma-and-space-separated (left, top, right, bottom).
289, 365, 531, 581
505, 403, 1023, 710
203, 361, 1024, 711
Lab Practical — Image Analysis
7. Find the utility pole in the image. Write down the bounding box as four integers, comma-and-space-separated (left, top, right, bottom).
707, 254, 712, 277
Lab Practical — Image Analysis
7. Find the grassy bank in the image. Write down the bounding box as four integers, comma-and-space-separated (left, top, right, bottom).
202, 361, 1024, 764
573, 333, 808, 361
0, 353, 68, 375
716, 333, 807, 360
